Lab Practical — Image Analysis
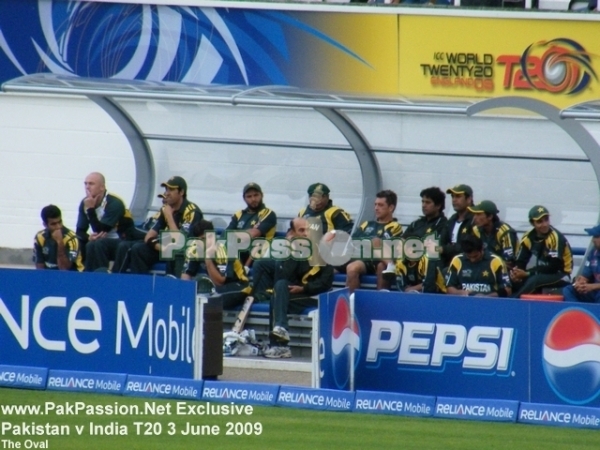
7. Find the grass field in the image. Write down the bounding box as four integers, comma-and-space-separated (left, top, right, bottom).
0, 388, 597, 449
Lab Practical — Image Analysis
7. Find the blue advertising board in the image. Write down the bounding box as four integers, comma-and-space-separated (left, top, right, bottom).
0, 269, 197, 378
528, 305, 600, 406
319, 290, 600, 407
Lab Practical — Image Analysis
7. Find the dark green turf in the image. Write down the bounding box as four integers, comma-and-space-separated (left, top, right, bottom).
0, 388, 597, 449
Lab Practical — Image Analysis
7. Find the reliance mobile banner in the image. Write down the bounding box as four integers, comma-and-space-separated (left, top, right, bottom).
320, 291, 600, 408
0, 269, 197, 378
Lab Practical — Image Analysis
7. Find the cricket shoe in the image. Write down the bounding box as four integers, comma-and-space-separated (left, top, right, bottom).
263, 346, 292, 359
270, 326, 290, 342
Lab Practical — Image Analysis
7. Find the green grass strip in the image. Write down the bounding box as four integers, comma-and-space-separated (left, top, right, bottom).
0, 388, 597, 449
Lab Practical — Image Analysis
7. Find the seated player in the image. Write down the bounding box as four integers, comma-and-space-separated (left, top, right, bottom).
563, 224, 600, 304
439, 184, 475, 267
127, 176, 203, 276
394, 257, 446, 294
34, 205, 83, 271
469, 200, 518, 270
379, 187, 448, 293
262, 218, 334, 359
76, 172, 139, 272
510, 205, 572, 298
339, 190, 402, 293
298, 182, 353, 234
113, 193, 165, 273
182, 219, 252, 309
445, 234, 511, 298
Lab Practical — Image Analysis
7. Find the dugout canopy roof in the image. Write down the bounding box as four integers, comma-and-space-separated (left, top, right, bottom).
3, 73, 600, 238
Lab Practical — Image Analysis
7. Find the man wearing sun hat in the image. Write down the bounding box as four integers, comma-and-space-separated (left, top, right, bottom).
469, 199, 518, 269
563, 224, 600, 303
510, 205, 573, 298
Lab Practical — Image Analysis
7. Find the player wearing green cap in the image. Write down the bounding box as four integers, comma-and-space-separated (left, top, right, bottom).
469, 200, 518, 270
227, 182, 277, 266
510, 205, 573, 297
298, 183, 353, 234
439, 184, 475, 266
127, 176, 203, 276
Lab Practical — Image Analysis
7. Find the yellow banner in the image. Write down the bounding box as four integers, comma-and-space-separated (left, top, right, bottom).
398, 15, 600, 109
288, 12, 399, 96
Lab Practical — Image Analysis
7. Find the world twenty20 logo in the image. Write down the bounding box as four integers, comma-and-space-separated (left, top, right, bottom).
331, 295, 361, 390
543, 308, 600, 405
498, 38, 597, 95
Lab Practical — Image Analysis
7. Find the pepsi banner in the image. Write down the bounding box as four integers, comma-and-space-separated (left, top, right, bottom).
0, 269, 197, 378
319, 290, 600, 407
529, 306, 600, 406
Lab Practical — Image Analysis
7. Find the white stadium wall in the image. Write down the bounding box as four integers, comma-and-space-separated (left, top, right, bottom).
1, 0, 600, 254
0, 92, 598, 251
0, 94, 135, 250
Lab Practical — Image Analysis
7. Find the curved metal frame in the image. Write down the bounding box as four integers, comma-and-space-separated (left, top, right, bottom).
467, 97, 600, 189
85, 97, 383, 226
468, 96, 600, 274
88, 95, 155, 222
315, 107, 381, 228
5, 76, 600, 235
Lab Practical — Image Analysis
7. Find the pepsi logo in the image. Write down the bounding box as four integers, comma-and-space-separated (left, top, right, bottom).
331, 295, 361, 390
543, 308, 600, 405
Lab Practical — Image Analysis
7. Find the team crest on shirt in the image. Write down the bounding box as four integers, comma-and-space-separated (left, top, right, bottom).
42, 246, 49, 255
461, 269, 472, 278
365, 226, 374, 234
237, 220, 246, 229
